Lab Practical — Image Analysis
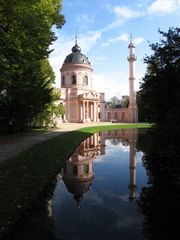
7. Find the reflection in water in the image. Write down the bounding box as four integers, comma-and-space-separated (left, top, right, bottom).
128, 135, 137, 203
62, 133, 101, 208
4, 179, 59, 240
61, 130, 138, 210
137, 128, 180, 239
5, 129, 148, 240
5, 128, 180, 239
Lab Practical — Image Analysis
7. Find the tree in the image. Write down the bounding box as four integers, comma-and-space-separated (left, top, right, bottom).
0, 0, 65, 132
0, 60, 56, 131
107, 96, 122, 108
121, 95, 129, 108
138, 27, 180, 127
106, 95, 129, 108
32, 89, 65, 127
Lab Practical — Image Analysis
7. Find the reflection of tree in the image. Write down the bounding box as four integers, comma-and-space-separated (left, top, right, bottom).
122, 139, 129, 146
5, 179, 60, 240
110, 139, 121, 145
110, 138, 129, 146
137, 128, 180, 239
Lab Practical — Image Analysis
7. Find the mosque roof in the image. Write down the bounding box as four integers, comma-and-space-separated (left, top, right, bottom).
63, 42, 90, 65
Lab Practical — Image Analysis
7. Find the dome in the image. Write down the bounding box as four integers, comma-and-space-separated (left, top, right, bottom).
63, 43, 90, 65
72, 43, 81, 53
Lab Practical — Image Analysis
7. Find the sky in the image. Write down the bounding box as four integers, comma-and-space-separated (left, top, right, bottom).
49, 0, 180, 100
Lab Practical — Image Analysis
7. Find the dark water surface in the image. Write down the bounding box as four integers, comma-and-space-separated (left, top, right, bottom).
4, 128, 180, 240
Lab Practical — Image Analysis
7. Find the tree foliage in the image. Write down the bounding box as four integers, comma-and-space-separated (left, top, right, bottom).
106, 95, 129, 108
0, 0, 65, 132
32, 89, 65, 127
138, 27, 180, 127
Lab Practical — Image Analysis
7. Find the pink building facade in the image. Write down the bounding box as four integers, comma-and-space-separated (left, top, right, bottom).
60, 39, 138, 123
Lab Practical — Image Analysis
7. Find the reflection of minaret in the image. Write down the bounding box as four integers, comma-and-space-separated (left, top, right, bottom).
62, 133, 105, 210
128, 129, 137, 203
128, 35, 138, 122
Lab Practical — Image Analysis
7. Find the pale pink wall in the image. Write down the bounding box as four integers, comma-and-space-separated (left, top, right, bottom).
60, 63, 93, 89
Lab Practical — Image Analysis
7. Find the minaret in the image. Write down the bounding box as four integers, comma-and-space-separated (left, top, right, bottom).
128, 36, 138, 122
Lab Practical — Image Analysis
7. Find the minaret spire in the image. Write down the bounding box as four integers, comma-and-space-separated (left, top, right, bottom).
75, 33, 78, 45
130, 32, 132, 43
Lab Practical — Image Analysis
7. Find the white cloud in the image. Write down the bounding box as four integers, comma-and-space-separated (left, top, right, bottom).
147, 0, 180, 15
93, 73, 130, 100
78, 30, 102, 53
86, 191, 104, 205
75, 13, 95, 31
101, 38, 116, 47
114, 6, 141, 19
133, 37, 144, 45
104, 0, 180, 32
136, 151, 144, 164
117, 34, 129, 42
104, 5, 142, 30
76, 14, 94, 24
137, 0, 152, 8
101, 34, 144, 48
116, 216, 142, 229
91, 56, 109, 66
101, 34, 129, 47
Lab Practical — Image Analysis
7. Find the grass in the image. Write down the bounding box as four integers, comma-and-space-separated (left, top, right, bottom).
0, 123, 150, 239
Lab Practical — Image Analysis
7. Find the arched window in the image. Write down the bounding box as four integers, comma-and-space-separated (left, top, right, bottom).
122, 112, 126, 122
107, 112, 111, 121
73, 165, 78, 176
83, 75, 88, 85
61, 76, 65, 86
72, 74, 77, 85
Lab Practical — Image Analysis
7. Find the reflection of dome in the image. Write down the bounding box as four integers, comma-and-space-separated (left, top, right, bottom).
63, 43, 90, 65
63, 178, 93, 205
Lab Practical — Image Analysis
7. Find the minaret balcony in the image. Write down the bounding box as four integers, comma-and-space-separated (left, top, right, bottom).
127, 55, 137, 61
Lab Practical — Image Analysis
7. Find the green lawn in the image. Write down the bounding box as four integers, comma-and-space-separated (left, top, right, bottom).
0, 123, 150, 238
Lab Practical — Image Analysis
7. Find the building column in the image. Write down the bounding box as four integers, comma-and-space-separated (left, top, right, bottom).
83, 101, 85, 122
86, 101, 89, 121
80, 103, 82, 122
94, 101, 97, 122
91, 102, 93, 121
97, 102, 99, 121
98, 104, 100, 121
93, 102, 95, 122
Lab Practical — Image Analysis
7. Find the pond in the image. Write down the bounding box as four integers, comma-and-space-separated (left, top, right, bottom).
4, 128, 179, 240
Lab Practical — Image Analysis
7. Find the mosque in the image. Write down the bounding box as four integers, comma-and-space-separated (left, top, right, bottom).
59, 37, 138, 123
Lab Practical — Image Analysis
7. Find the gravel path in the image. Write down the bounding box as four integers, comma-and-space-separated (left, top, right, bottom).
0, 122, 121, 163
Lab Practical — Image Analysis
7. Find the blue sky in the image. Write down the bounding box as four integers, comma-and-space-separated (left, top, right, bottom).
49, 0, 180, 100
